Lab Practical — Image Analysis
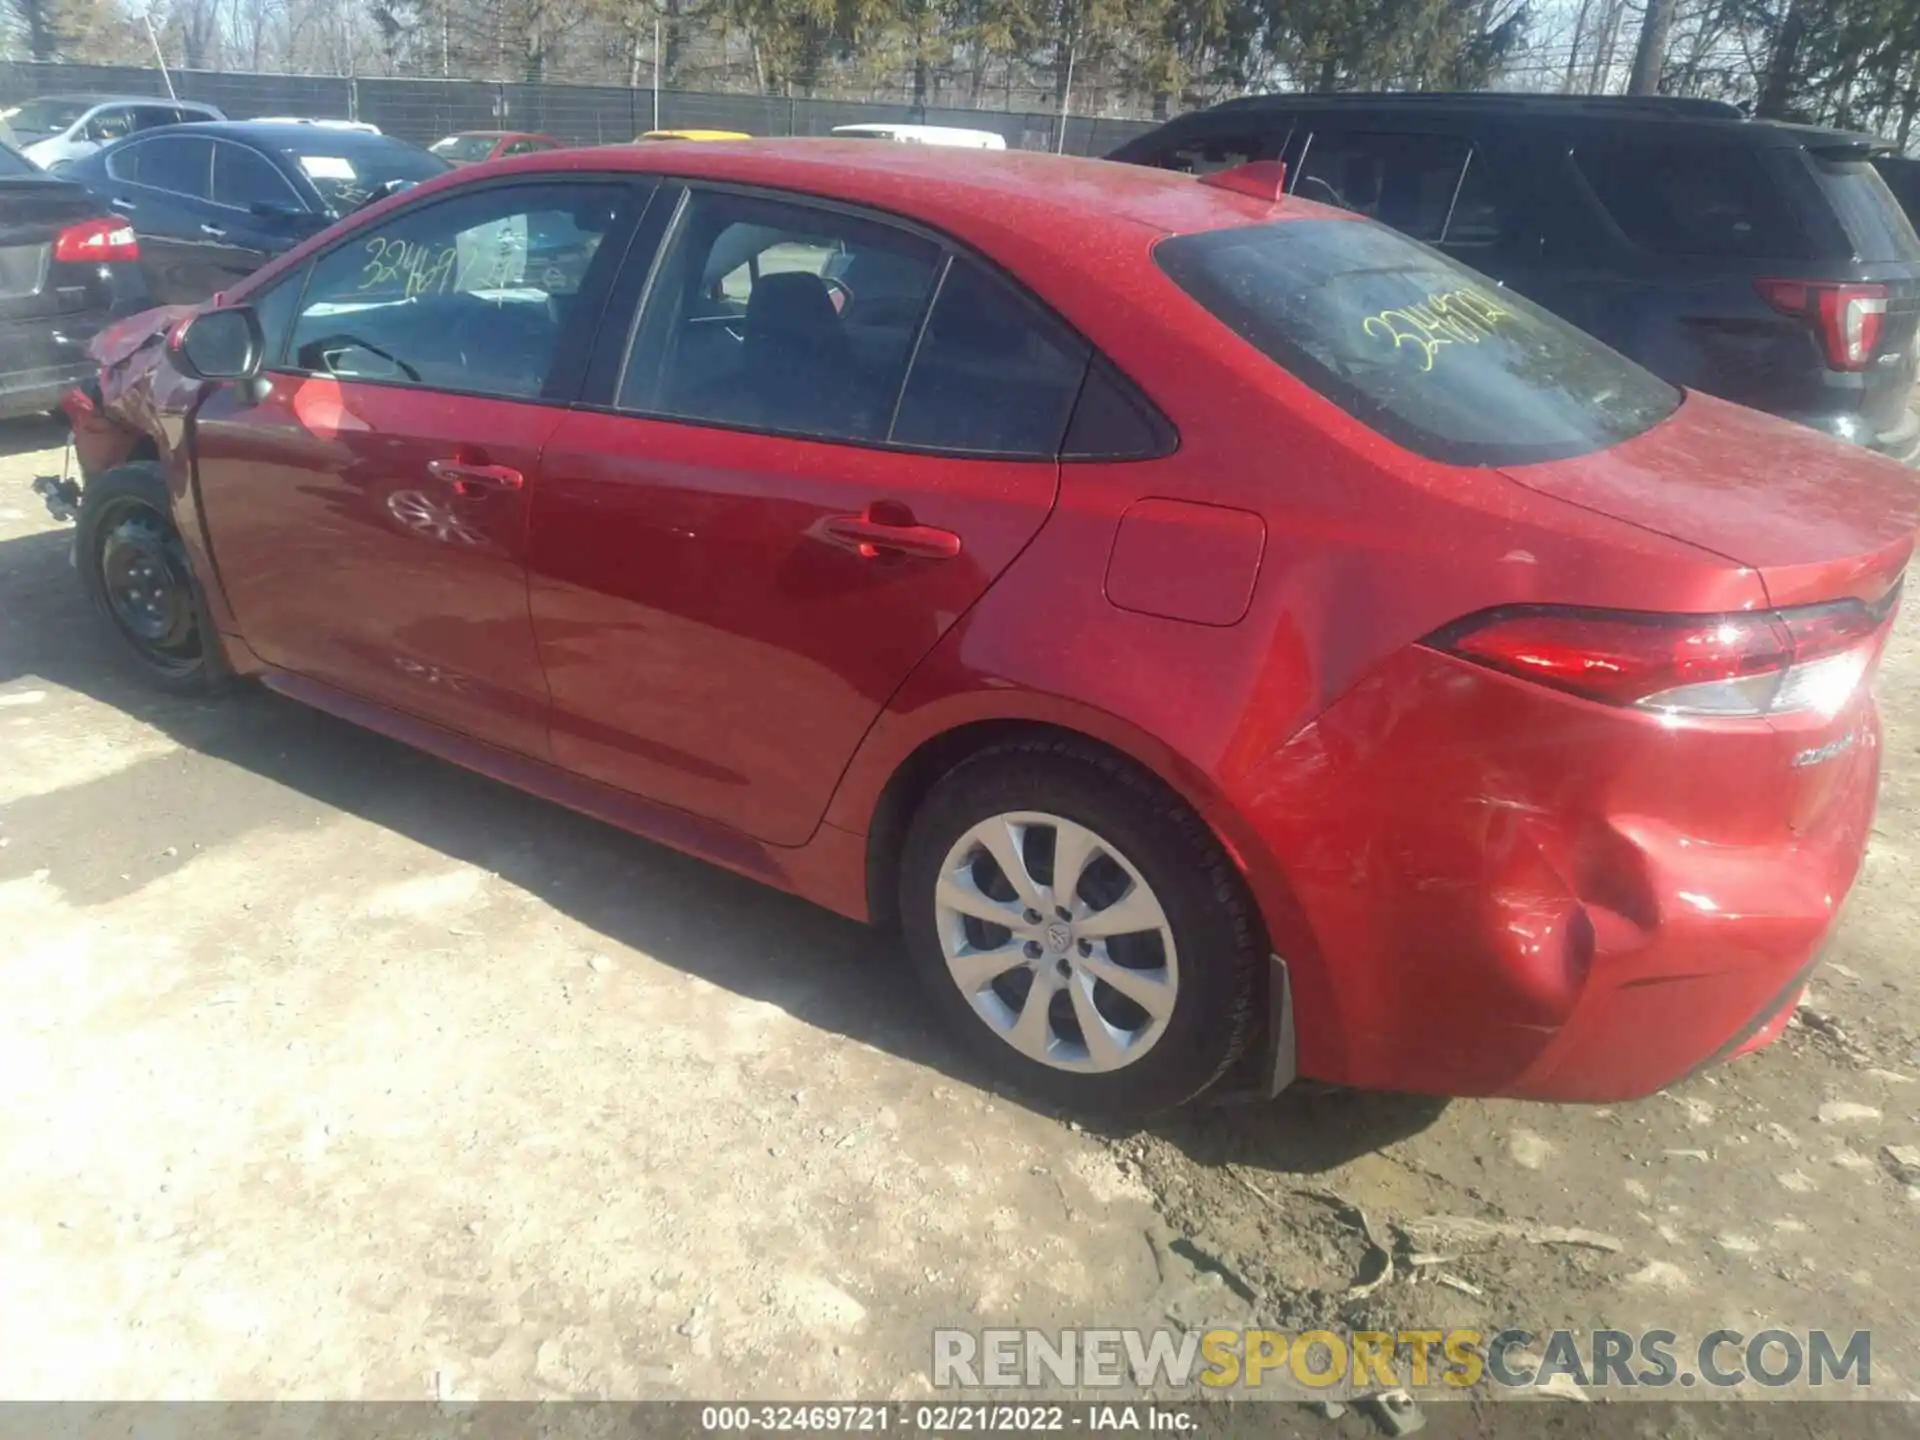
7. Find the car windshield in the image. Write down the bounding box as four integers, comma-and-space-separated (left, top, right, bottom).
431, 135, 497, 162
1, 97, 92, 135
1156, 217, 1682, 467
280, 141, 450, 213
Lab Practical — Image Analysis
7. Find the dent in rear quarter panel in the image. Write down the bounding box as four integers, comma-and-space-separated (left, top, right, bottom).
1236, 647, 1880, 1099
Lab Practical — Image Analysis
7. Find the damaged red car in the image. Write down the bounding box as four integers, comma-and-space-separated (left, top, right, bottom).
49, 141, 1919, 1112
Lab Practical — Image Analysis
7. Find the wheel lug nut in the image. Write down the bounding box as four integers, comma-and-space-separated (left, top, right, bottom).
1055, 958, 1072, 978
1055, 906, 1071, 921
1024, 941, 1042, 959
1023, 909, 1042, 924
1078, 939, 1092, 956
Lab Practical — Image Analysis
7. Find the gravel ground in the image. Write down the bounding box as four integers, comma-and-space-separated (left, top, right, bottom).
2, 415, 1918, 1422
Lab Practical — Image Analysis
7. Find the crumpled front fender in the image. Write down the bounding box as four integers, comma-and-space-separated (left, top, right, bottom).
64, 303, 200, 479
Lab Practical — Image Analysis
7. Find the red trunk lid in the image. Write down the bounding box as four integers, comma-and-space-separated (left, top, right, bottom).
1501, 390, 1920, 607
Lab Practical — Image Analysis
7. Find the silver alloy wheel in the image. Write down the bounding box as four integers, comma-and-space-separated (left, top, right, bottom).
934, 811, 1178, 1072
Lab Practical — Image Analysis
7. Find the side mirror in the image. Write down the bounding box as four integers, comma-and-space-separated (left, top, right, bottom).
251, 202, 328, 236
172, 305, 264, 382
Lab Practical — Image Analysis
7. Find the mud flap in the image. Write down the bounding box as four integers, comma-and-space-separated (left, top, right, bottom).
1208, 953, 1298, 1105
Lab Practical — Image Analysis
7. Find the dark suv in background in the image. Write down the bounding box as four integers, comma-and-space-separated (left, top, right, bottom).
1112, 94, 1920, 459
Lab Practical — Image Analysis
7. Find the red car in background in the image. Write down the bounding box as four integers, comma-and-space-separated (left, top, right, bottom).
428, 130, 562, 164
50, 142, 1920, 1114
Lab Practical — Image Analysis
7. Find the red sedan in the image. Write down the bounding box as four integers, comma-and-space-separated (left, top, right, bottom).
57, 142, 1918, 1113
428, 130, 561, 165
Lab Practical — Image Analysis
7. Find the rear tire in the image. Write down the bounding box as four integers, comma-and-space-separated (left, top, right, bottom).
899, 738, 1261, 1115
76, 464, 228, 697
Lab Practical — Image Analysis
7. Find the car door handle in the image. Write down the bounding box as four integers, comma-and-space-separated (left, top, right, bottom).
819, 514, 962, 560
199, 223, 226, 238
109, 196, 136, 213
428, 459, 524, 496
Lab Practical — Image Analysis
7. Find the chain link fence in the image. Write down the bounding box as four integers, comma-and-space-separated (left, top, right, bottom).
0, 61, 1158, 158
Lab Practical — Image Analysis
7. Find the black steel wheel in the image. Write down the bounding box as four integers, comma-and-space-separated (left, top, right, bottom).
77, 465, 226, 695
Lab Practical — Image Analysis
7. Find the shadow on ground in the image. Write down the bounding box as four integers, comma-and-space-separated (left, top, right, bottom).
0, 415, 67, 460
0, 522, 1444, 1171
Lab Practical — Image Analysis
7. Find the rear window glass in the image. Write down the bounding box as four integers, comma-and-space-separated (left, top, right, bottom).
1573, 141, 1813, 259
1156, 218, 1681, 467
1812, 156, 1919, 262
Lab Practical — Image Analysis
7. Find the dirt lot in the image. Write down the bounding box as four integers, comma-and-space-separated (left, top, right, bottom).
3, 415, 1918, 1420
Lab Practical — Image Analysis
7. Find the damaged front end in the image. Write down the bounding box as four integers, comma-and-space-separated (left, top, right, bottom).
28, 302, 201, 527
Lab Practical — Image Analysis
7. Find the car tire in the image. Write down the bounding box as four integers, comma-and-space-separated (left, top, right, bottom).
900, 738, 1262, 1114
76, 464, 228, 697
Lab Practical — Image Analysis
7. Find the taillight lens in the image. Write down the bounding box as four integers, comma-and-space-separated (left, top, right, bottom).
52, 217, 139, 265
1428, 590, 1899, 719
1755, 278, 1887, 370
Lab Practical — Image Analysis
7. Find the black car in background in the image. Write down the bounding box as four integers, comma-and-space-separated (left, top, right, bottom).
0, 137, 149, 420
1111, 93, 1920, 459
58, 122, 450, 304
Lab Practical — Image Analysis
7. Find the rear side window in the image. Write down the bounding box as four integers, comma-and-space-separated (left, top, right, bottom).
1573, 140, 1812, 259
891, 260, 1089, 457
1156, 218, 1680, 467
1811, 155, 1920, 262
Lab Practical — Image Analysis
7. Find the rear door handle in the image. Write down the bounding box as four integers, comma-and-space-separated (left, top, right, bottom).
819, 514, 962, 560
199, 222, 227, 238
428, 458, 525, 496
109, 196, 136, 213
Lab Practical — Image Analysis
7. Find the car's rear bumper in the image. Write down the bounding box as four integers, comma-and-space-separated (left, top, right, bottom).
0, 308, 112, 421
1238, 646, 1881, 1103
0, 260, 152, 421
1785, 401, 1920, 464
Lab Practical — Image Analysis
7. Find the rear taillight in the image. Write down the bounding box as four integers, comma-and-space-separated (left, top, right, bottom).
1754, 278, 1887, 370
1429, 591, 1899, 719
52, 217, 139, 265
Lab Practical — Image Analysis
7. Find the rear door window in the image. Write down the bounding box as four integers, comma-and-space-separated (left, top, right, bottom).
1291, 131, 1472, 243
619, 188, 942, 443
1155, 217, 1680, 467
1572, 140, 1813, 259
129, 105, 183, 132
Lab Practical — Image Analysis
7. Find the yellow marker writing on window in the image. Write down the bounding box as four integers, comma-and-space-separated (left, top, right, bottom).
1362, 288, 1513, 372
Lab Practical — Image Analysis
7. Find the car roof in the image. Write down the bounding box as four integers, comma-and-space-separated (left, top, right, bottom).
472, 138, 1303, 241
132, 120, 409, 147
1189, 90, 1888, 147
22, 92, 213, 107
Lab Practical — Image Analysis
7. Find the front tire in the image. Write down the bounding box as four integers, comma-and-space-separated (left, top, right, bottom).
76, 465, 227, 696
900, 738, 1261, 1114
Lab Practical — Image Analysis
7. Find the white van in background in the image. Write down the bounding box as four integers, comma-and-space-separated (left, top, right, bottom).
829, 123, 1007, 149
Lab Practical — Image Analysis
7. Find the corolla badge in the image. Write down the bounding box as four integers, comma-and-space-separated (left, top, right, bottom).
1791, 733, 1859, 769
